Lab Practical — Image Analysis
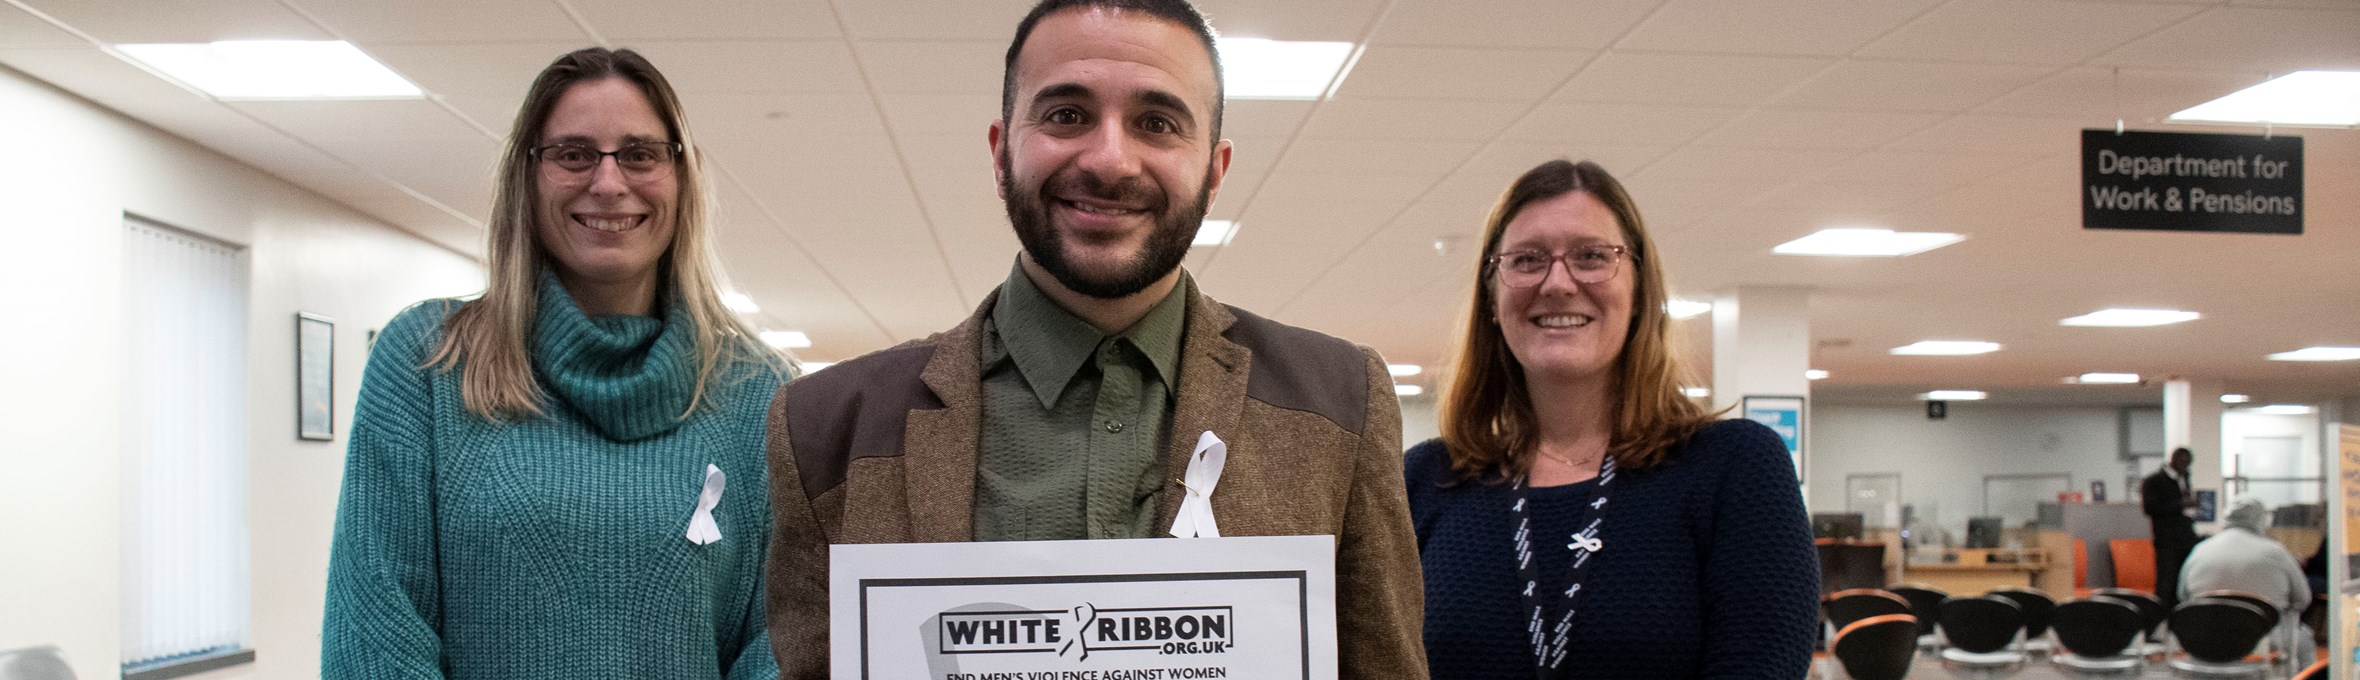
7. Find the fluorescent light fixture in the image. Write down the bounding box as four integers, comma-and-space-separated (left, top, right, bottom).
2267, 346, 2360, 362
799, 361, 835, 373
1387, 364, 1422, 377
1921, 390, 1987, 401
1681, 387, 1711, 398
1666, 299, 1713, 320
115, 40, 421, 100
2169, 70, 2360, 127
2220, 394, 2252, 404
1394, 384, 1423, 397
1192, 220, 1239, 247
1804, 369, 1829, 381
2252, 404, 2316, 415
1217, 38, 1356, 100
2073, 372, 2141, 384
760, 330, 811, 349
2059, 308, 2200, 327
722, 292, 759, 314
1890, 340, 2002, 356
1772, 228, 1963, 257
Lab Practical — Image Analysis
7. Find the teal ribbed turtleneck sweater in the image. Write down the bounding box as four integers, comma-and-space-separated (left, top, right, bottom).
324, 275, 783, 679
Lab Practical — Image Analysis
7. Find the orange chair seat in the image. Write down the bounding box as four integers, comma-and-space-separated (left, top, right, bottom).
2110, 539, 2156, 593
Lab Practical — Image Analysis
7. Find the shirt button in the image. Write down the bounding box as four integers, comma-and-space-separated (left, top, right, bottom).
1105, 421, 1126, 433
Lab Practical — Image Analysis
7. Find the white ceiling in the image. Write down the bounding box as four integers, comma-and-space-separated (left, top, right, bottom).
5, 0, 2357, 406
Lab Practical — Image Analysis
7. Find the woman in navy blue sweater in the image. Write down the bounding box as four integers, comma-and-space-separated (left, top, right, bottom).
1407, 159, 1819, 678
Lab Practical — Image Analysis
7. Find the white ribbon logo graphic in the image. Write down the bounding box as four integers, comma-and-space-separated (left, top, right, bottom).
685, 463, 726, 545
1167, 431, 1228, 538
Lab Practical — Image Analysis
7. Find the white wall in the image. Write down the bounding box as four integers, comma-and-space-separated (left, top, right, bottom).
1399, 394, 1440, 451
1808, 403, 2136, 534
2223, 410, 2325, 506
0, 65, 482, 679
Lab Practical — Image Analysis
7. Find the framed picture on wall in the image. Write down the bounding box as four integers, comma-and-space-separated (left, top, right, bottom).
297, 312, 334, 441
1741, 395, 1806, 483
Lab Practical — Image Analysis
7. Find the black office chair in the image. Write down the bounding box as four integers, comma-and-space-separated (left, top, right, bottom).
1988, 587, 2056, 654
2050, 597, 2145, 674
1887, 583, 1948, 646
2167, 599, 2272, 678
1939, 595, 2027, 670
1830, 614, 1919, 680
2089, 587, 2167, 656
2194, 590, 2280, 623
1827, 589, 1915, 629
2194, 590, 2289, 668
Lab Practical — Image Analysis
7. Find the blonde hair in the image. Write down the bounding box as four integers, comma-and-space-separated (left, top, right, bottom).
1438, 159, 1711, 481
429, 47, 782, 421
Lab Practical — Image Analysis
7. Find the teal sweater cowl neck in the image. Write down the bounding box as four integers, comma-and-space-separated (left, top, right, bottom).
323, 277, 784, 680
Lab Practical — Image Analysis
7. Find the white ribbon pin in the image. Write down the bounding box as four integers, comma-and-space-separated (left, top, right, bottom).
685, 463, 726, 545
1167, 431, 1228, 538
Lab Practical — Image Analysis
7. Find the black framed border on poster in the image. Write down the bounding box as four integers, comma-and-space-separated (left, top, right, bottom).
2082, 129, 2303, 235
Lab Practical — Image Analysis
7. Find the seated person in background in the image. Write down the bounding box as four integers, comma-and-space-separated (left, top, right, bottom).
2181, 498, 2311, 667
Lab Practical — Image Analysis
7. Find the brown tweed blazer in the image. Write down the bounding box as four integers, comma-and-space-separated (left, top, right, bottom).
762, 284, 1426, 679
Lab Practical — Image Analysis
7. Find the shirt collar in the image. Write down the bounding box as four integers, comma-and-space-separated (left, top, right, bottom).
989, 261, 1190, 409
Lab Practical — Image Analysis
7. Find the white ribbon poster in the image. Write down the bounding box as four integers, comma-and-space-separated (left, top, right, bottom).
831, 535, 1338, 680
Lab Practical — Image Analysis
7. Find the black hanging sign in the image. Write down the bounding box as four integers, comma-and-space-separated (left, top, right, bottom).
2082, 129, 2302, 235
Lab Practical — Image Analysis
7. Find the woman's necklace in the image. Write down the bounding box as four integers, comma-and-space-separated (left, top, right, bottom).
1535, 446, 1599, 469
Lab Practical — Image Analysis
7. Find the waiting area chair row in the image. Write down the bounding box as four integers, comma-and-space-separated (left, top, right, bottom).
1821, 584, 2303, 679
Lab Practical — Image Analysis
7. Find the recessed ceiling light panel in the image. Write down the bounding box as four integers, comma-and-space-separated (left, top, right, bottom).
1217, 38, 1356, 100
116, 40, 422, 100
2267, 346, 2360, 362
723, 292, 759, 314
1394, 384, 1424, 397
2059, 308, 2200, 327
1804, 369, 1829, 381
2169, 70, 2360, 127
761, 330, 812, 349
1891, 340, 2002, 356
2251, 404, 2316, 415
2219, 394, 2251, 404
1666, 299, 1712, 320
2072, 372, 2141, 384
1921, 390, 1987, 401
1772, 228, 1963, 257
1192, 220, 1238, 247
1387, 364, 1422, 377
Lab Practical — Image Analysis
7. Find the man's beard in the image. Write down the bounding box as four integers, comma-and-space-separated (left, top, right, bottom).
1000, 150, 1212, 300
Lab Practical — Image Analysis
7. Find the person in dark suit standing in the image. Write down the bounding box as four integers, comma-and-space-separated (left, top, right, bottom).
2142, 447, 2201, 607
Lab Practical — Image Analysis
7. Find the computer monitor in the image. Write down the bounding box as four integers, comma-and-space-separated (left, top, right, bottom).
1812, 512, 1864, 541
1964, 516, 2005, 549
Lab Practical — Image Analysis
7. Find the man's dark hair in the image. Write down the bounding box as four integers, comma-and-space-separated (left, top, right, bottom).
1001, 0, 1224, 140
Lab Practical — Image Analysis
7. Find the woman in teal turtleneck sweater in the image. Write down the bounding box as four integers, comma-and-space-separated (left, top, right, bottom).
323, 48, 788, 679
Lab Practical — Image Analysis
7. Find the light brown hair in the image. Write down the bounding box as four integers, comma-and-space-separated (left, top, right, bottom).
428, 47, 781, 421
1438, 159, 1712, 481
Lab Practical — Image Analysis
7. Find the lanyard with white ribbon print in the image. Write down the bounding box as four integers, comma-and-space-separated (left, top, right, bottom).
1512, 455, 1615, 678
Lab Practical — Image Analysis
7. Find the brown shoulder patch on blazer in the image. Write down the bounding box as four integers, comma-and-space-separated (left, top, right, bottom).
1220, 304, 1369, 436
783, 342, 942, 500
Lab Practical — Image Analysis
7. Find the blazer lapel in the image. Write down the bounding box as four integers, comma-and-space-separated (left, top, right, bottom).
1152, 290, 1250, 531
901, 292, 995, 543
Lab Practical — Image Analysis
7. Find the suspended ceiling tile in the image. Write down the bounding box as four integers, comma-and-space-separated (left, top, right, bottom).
1194, 0, 1387, 42
561, 0, 840, 41
1370, 0, 1659, 49
1301, 96, 1527, 142
1975, 66, 2272, 122
628, 40, 865, 94
0, 3, 85, 48
1501, 100, 1744, 144
285, 0, 587, 43
1619, 0, 1942, 56
2098, 6, 2360, 72
1334, 45, 1591, 101
1773, 59, 2056, 113
1691, 108, 1948, 151
1558, 52, 1833, 107
857, 40, 1003, 94
1856, 0, 2208, 66
837, 0, 1033, 41
21, 0, 325, 43
363, 41, 580, 97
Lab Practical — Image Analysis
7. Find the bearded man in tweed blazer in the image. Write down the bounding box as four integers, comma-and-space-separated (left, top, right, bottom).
759, 1, 1423, 678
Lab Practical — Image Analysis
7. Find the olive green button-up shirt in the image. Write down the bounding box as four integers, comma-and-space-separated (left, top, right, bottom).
973, 264, 1189, 541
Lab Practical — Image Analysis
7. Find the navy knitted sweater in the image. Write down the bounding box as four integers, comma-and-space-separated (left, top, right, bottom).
1406, 419, 1819, 679
323, 276, 782, 679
